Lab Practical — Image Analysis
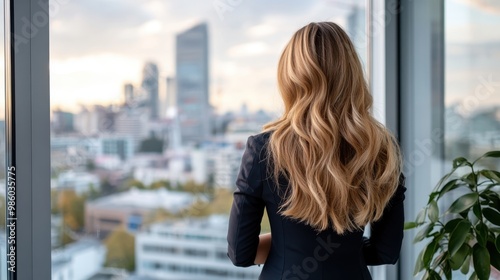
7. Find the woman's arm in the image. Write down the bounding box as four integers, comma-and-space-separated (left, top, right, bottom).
363, 174, 406, 265
254, 233, 272, 265
227, 136, 266, 267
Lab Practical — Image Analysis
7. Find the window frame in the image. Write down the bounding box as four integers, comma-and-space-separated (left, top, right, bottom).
4, 0, 51, 279
3, 0, 448, 279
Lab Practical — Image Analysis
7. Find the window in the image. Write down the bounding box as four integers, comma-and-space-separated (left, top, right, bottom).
48, 1, 372, 279
445, 0, 500, 161
2, 0, 413, 279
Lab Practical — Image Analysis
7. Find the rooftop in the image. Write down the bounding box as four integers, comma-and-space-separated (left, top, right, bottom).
88, 188, 194, 212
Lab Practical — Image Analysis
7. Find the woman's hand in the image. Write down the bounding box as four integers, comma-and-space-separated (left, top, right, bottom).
254, 233, 272, 265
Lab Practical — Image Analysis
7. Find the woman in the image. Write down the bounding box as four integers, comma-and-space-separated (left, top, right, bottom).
227, 22, 406, 280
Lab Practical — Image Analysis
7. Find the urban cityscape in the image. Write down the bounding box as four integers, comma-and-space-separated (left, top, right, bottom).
48, 22, 275, 279
0, 0, 498, 279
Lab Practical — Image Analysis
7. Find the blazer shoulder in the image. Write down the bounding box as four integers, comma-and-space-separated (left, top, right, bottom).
250, 131, 272, 148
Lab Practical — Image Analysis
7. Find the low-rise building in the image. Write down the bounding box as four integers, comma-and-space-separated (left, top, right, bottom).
52, 239, 106, 280
136, 215, 261, 280
85, 188, 194, 238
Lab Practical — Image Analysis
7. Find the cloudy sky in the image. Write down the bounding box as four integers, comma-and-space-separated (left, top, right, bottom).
50, 0, 363, 115
445, 0, 500, 113
0, 0, 495, 117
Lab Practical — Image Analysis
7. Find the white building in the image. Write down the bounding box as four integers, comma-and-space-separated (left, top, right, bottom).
212, 145, 245, 189
115, 110, 149, 151
52, 239, 106, 280
54, 170, 100, 195
136, 215, 261, 280
85, 188, 194, 237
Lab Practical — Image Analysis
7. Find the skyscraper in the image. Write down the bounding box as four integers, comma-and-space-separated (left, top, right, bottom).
176, 23, 210, 145
124, 83, 134, 106
142, 62, 159, 120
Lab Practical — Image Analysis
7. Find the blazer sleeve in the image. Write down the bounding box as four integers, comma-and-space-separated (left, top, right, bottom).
227, 135, 266, 267
363, 174, 406, 265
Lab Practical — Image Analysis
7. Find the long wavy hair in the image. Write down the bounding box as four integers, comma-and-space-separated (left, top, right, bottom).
263, 22, 402, 234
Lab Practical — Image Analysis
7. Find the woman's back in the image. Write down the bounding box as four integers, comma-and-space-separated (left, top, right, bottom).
227, 22, 406, 280
228, 132, 406, 280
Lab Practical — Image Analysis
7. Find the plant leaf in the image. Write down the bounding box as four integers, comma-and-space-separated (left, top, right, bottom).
450, 243, 470, 270
414, 249, 425, 276
483, 208, 500, 226
441, 260, 452, 280
462, 172, 477, 187
473, 203, 482, 220
404, 222, 418, 230
480, 170, 500, 183
448, 193, 478, 214
414, 223, 433, 243
444, 218, 463, 233
469, 271, 477, 280
428, 269, 441, 280
449, 220, 472, 257
481, 150, 500, 158
472, 243, 491, 280
453, 157, 471, 168
428, 201, 439, 223
475, 222, 488, 247
496, 234, 500, 253
423, 239, 439, 268
428, 191, 439, 203
487, 241, 500, 271
438, 179, 461, 199
461, 254, 471, 275
416, 208, 427, 224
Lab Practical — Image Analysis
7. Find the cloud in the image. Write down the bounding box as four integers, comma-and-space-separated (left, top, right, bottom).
50, 0, 346, 112
461, 0, 500, 14
139, 20, 163, 35
228, 42, 270, 57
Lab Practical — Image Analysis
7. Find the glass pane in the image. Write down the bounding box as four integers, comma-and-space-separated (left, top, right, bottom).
445, 0, 500, 161
445, 1, 500, 278
50, 1, 370, 279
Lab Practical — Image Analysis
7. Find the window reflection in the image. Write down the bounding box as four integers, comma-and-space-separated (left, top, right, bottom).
445, 0, 500, 162
445, 1, 500, 277
49, 1, 369, 279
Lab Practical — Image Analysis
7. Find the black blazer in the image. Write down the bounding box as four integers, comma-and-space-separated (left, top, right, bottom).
227, 132, 406, 280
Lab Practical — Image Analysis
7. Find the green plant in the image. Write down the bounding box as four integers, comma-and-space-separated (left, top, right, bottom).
405, 151, 500, 280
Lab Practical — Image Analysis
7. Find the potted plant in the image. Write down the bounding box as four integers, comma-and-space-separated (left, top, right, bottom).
405, 151, 500, 280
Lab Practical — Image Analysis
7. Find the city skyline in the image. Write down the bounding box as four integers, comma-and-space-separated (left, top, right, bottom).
48, 0, 357, 114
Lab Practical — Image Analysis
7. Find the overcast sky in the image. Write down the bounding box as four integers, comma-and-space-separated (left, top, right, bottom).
0, 0, 498, 117
49, 0, 361, 114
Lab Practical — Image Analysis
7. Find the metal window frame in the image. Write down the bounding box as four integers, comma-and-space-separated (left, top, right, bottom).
0, 0, 446, 279
398, 0, 445, 278
368, 0, 402, 279
4, 0, 51, 279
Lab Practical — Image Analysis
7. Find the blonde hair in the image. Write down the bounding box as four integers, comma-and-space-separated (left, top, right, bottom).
263, 22, 402, 234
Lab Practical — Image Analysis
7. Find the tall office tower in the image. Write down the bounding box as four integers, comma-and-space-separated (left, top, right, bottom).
52, 109, 75, 134
124, 83, 134, 106
176, 23, 210, 145
166, 76, 176, 109
142, 62, 159, 120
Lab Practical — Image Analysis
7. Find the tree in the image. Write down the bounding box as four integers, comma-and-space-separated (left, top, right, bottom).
104, 227, 135, 271
124, 179, 146, 190
100, 179, 116, 195
86, 183, 100, 200
181, 180, 207, 193
149, 180, 171, 190
58, 190, 85, 231
139, 135, 164, 153
61, 227, 76, 246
